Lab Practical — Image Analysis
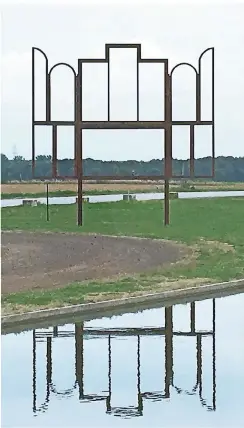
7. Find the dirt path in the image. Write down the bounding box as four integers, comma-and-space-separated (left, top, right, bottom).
1, 231, 187, 294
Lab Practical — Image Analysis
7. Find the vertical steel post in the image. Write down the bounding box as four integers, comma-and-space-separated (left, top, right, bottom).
46, 182, 49, 222
164, 62, 172, 226
76, 68, 82, 226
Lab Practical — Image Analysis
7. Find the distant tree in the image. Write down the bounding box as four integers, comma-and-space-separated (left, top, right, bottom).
1, 152, 244, 182
1, 154, 10, 182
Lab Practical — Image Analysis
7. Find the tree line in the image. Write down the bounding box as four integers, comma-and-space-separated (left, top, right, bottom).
1, 153, 244, 182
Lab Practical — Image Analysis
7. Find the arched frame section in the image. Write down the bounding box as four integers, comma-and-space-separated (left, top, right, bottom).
198, 48, 215, 176
48, 62, 77, 122
170, 62, 199, 122
32, 48, 49, 174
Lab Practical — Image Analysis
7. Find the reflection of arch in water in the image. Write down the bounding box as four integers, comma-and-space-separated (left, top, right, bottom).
106, 335, 143, 418
139, 301, 216, 411
172, 334, 212, 406
33, 299, 216, 418
32, 331, 52, 415
75, 325, 111, 403
75, 328, 142, 417
32, 329, 78, 415
170, 300, 216, 411
50, 327, 77, 398
140, 306, 173, 402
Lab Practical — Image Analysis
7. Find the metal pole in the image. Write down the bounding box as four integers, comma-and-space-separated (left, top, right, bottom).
46, 183, 49, 221
164, 62, 172, 227
164, 179, 170, 226
77, 172, 83, 226
212, 299, 216, 410
76, 67, 82, 226
31, 48, 35, 178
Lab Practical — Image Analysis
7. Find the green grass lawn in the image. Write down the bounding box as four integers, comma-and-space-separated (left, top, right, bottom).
2, 198, 244, 313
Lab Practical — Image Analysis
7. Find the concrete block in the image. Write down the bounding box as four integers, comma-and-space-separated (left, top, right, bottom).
123, 194, 137, 201
76, 197, 89, 203
22, 199, 38, 207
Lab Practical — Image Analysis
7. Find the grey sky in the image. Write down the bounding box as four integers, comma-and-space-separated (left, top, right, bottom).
1, 2, 244, 160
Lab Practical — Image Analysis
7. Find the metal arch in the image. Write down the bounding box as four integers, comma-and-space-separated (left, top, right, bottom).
198, 47, 214, 63
49, 62, 77, 76
170, 62, 198, 76
32, 47, 49, 62
170, 62, 199, 146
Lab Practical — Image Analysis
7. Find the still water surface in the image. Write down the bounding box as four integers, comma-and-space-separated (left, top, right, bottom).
2, 292, 244, 427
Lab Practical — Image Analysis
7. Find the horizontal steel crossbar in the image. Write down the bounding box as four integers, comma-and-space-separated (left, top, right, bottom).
34, 120, 213, 129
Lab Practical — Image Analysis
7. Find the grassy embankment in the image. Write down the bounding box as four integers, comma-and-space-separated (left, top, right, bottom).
2, 181, 244, 199
1, 198, 244, 314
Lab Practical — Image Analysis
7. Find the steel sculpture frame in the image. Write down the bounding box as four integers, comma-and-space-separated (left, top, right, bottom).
32, 44, 215, 225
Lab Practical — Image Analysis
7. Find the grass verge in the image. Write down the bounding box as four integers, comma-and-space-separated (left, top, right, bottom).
2, 198, 244, 314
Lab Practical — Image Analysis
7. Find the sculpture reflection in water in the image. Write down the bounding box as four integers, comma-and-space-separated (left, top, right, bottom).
32, 299, 216, 418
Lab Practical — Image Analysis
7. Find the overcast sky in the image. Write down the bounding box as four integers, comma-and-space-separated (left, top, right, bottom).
1, 1, 244, 161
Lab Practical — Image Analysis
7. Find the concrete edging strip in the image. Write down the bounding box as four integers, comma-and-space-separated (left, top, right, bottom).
2, 278, 244, 328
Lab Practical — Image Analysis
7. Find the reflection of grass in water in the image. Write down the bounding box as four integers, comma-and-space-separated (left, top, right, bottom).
2, 198, 244, 313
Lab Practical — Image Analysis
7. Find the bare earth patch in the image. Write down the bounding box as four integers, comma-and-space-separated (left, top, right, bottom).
1, 231, 188, 294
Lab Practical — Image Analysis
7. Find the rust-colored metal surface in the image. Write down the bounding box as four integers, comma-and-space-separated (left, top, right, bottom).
31, 43, 215, 225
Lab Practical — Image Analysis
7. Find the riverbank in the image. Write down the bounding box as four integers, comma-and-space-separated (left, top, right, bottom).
2, 279, 244, 332
2, 198, 244, 315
